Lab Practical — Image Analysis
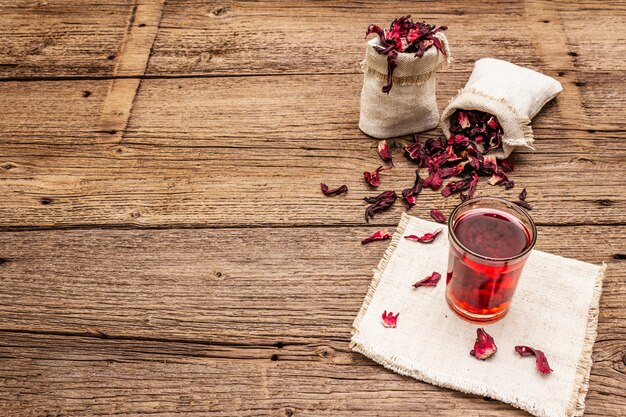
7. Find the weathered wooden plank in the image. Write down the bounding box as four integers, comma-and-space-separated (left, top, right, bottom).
556, 1, 626, 71
145, 0, 623, 76
0, 331, 622, 416
0, 75, 624, 228
0, 225, 622, 343
0, 0, 132, 78
0, 225, 623, 415
0, 1, 621, 79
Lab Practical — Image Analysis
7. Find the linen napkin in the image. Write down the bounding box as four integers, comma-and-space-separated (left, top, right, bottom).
351, 213, 605, 417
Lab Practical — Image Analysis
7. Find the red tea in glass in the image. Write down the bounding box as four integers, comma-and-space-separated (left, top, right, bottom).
446, 197, 536, 323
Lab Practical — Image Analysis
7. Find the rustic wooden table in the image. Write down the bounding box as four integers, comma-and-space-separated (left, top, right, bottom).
0, 1, 624, 416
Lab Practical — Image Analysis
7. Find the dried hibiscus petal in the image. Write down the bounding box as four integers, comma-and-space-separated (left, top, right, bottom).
440, 162, 464, 179
441, 174, 474, 197
513, 200, 532, 210
423, 168, 443, 190
515, 346, 553, 374
363, 166, 389, 187
366, 16, 447, 93
401, 170, 423, 209
457, 111, 470, 129
519, 187, 527, 201
361, 229, 392, 244
364, 190, 398, 222
404, 135, 428, 167
424, 137, 446, 156
320, 183, 348, 196
501, 158, 514, 173
378, 140, 393, 166
488, 171, 514, 190
413, 271, 441, 288
460, 172, 479, 201
404, 228, 442, 243
480, 154, 498, 175
470, 328, 497, 360
429, 209, 447, 224
381, 310, 399, 328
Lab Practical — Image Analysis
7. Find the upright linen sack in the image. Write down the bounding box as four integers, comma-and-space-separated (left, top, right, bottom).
441, 58, 562, 159
359, 33, 451, 139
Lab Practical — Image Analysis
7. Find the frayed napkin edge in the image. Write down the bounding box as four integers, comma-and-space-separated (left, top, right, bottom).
350, 213, 607, 417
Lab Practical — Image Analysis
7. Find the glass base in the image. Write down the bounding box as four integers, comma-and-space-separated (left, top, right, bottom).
445, 293, 510, 324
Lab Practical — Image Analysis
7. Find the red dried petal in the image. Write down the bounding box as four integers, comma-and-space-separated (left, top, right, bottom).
320, 183, 348, 196
486, 116, 499, 130
381, 310, 399, 328
458, 111, 471, 129
401, 169, 423, 209
501, 158, 514, 173
424, 138, 446, 156
470, 328, 498, 360
441, 174, 474, 197
515, 346, 553, 374
363, 166, 389, 187
364, 190, 398, 223
361, 229, 392, 244
519, 187, 527, 201
405, 135, 428, 167
488, 171, 514, 190
440, 162, 464, 179
413, 271, 441, 288
423, 168, 443, 190
378, 140, 393, 166
404, 228, 443, 243
381, 50, 398, 93
480, 155, 498, 175
365, 24, 385, 39
429, 209, 447, 224
513, 200, 532, 210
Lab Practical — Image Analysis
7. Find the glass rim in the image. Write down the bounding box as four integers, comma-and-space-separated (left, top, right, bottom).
447, 196, 537, 262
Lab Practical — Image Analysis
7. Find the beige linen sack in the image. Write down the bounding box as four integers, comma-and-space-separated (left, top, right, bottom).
359, 33, 452, 139
441, 58, 563, 159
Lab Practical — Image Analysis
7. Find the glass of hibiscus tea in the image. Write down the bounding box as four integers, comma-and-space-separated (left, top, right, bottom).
446, 197, 537, 323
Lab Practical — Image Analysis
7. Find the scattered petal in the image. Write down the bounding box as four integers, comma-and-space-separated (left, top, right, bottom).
501, 158, 514, 173
423, 168, 443, 190
405, 228, 443, 243
488, 171, 514, 190
413, 271, 441, 288
458, 111, 470, 129
401, 170, 423, 209
382, 310, 399, 328
405, 135, 428, 167
519, 187, 527, 201
363, 166, 389, 187
378, 140, 393, 166
364, 190, 398, 223
429, 209, 447, 224
361, 229, 392, 244
513, 200, 532, 210
515, 346, 553, 374
470, 328, 498, 360
320, 183, 348, 196
441, 174, 475, 197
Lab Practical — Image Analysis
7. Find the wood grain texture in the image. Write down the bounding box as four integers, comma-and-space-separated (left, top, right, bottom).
0, 226, 623, 415
0, 331, 622, 417
0, 74, 624, 228
0, 1, 625, 416
0, 0, 131, 78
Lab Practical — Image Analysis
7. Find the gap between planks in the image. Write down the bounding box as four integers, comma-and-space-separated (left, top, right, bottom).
0, 221, 624, 233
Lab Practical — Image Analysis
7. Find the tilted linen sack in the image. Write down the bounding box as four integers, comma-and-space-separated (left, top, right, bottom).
441, 58, 563, 159
359, 33, 451, 139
